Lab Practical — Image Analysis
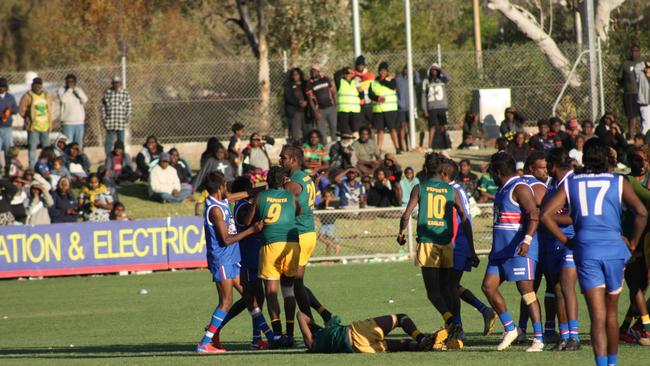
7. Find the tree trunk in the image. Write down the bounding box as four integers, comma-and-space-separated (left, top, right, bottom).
488, 0, 580, 87
594, 0, 625, 42
257, 0, 270, 133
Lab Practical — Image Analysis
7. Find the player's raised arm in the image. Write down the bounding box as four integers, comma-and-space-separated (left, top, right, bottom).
513, 184, 539, 256
211, 205, 260, 245
243, 193, 261, 226
621, 178, 648, 252
398, 184, 419, 245
453, 189, 476, 263
540, 186, 569, 245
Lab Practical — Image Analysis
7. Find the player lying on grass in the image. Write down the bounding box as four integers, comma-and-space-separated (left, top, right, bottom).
297, 312, 435, 353
196, 172, 263, 354
541, 138, 647, 366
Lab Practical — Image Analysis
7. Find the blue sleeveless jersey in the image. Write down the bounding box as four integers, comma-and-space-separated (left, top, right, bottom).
539, 172, 575, 252
204, 196, 241, 271
451, 181, 472, 257
234, 199, 262, 269
565, 173, 630, 261
491, 176, 538, 261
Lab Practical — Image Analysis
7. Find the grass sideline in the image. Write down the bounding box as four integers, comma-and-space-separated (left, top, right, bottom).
0, 261, 643, 366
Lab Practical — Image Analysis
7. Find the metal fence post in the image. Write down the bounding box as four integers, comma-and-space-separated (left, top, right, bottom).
407, 215, 415, 258
437, 44, 442, 66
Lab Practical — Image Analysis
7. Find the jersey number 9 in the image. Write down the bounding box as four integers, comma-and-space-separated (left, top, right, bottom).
427, 193, 446, 219
265, 203, 282, 224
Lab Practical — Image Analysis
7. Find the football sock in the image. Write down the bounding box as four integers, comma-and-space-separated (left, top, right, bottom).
559, 322, 569, 341
316, 306, 333, 323
250, 307, 274, 341
532, 322, 543, 342
498, 311, 516, 332
200, 308, 228, 346
460, 288, 489, 313
397, 314, 422, 342
307, 287, 333, 322
595, 355, 608, 366
607, 354, 618, 366
568, 319, 579, 340
641, 314, 650, 332
271, 319, 283, 340
518, 319, 528, 333
544, 320, 556, 336
411, 330, 425, 343
285, 320, 295, 338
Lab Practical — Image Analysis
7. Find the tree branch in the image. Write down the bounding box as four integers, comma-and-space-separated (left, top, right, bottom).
595, 0, 625, 42
228, 0, 260, 58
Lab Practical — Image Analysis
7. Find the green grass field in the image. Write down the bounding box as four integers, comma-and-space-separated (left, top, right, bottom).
0, 261, 645, 366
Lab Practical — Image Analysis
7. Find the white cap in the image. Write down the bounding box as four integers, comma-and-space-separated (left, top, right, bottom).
112, 76, 122, 83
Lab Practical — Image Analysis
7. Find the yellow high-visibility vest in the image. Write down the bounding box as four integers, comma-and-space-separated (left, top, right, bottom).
337, 79, 361, 113
371, 80, 398, 113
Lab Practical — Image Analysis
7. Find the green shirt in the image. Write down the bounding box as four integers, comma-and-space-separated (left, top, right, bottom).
416, 178, 455, 244
623, 175, 650, 256
477, 174, 498, 196
311, 325, 353, 353
291, 170, 316, 233
257, 189, 299, 244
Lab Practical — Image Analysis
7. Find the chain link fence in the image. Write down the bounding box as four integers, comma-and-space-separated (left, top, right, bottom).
2, 43, 635, 148
311, 204, 495, 263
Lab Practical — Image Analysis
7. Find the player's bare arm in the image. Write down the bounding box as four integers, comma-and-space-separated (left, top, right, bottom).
211, 205, 261, 245
540, 187, 569, 245
513, 184, 539, 257
398, 185, 419, 245
285, 180, 302, 196
621, 178, 648, 252
453, 190, 478, 266
297, 312, 315, 350
243, 194, 261, 227
531, 184, 547, 208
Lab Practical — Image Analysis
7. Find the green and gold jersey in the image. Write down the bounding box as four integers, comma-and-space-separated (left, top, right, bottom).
290, 170, 316, 233
416, 178, 455, 244
310, 325, 353, 353
257, 189, 299, 244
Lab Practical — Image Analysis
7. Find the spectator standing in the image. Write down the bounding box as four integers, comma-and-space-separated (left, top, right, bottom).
457, 159, 479, 199
396, 66, 420, 152
19, 77, 54, 168
242, 133, 272, 172
79, 173, 113, 222
306, 64, 337, 142
57, 74, 88, 148
499, 106, 526, 141
227, 123, 245, 171
104, 140, 135, 185
0, 177, 17, 225
0, 77, 19, 176
421, 63, 450, 150
354, 55, 375, 128
101, 76, 132, 158
369, 62, 399, 153
303, 130, 330, 173
49, 177, 78, 223
399, 166, 419, 206
335, 67, 363, 135
638, 61, 650, 134
284, 67, 308, 144
149, 152, 192, 203
26, 181, 53, 225
619, 45, 645, 137
136, 135, 163, 181
329, 132, 355, 170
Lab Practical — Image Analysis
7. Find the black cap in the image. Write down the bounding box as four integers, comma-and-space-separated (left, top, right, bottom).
0, 77, 7, 88
355, 55, 366, 66
32, 77, 43, 85
378, 62, 389, 71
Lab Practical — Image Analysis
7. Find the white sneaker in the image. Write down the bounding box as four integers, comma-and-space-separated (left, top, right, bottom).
516, 327, 527, 343
526, 338, 544, 352
497, 329, 519, 351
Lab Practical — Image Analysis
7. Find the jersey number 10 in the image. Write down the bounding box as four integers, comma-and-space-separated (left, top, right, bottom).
577, 180, 610, 216
427, 193, 446, 219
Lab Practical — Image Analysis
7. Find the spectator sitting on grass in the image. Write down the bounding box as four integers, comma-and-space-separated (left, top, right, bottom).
8, 147, 24, 177
476, 163, 498, 203
335, 167, 366, 209
318, 187, 341, 255
303, 129, 330, 174
582, 119, 596, 140
399, 166, 419, 206
53, 135, 68, 158
34, 147, 55, 182
79, 173, 113, 222
507, 132, 529, 167
563, 118, 580, 150
495, 137, 508, 153
110, 201, 133, 221
194, 145, 236, 192
329, 132, 355, 170
50, 157, 71, 189
200, 137, 223, 168
352, 126, 381, 175
457, 159, 479, 199
149, 152, 192, 204
9, 177, 27, 223
49, 176, 78, 223
457, 132, 477, 150
462, 111, 483, 145
169, 148, 192, 184
634, 132, 646, 147
366, 168, 398, 207
65, 142, 90, 183
242, 132, 272, 172
499, 106, 526, 141
529, 119, 552, 151
548, 117, 567, 141
0, 177, 17, 226
26, 181, 53, 225
136, 135, 163, 181
104, 140, 136, 185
